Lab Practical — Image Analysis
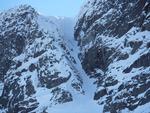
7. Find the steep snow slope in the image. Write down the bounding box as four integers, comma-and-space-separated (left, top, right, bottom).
48, 17, 102, 113
0, 5, 101, 113
39, 14, 101, 113
75, 0, 150, 113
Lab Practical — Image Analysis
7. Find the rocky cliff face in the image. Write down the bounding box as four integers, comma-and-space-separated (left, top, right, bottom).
0, 5, 84, 113
75, 0, 150, 112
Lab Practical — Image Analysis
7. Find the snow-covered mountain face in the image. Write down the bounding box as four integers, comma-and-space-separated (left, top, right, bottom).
0, 1, 150, 113
75, 0, 150, 113
0, 5, 86, 113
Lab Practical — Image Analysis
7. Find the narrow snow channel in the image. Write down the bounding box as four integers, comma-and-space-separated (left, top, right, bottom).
45, 17, 102, 113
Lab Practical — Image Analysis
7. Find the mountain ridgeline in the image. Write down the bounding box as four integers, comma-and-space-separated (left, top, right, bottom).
0, 0, 150, 113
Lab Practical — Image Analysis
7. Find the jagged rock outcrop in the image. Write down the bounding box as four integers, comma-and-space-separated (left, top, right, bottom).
0, 5, 38, 81
75, 0, 150, 112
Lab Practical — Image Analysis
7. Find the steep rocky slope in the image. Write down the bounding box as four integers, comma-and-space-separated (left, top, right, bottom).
0, 5, 86, 113
75, 0, 150, 113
